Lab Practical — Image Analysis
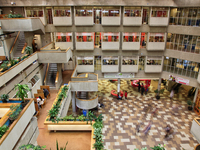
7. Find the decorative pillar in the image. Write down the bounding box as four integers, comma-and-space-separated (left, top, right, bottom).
193, 88, 199, 108
158, 78, 161, 91
72, 91, 76, 114
117, 78, 120, 93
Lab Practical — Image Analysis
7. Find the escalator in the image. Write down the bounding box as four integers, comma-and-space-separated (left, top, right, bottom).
44, 63, 57, 89
188, 87, 196, 97
171, 83, 182, 93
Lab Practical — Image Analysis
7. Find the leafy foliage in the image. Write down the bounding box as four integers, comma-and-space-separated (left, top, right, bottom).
0, 61, 9, 72
0, 94, 9, 103
25, 46, 32, 56
19, 144, 46, 150
6, 13, 24, 18
0, 125, 9, 139
151, 144, 165, 150
56, 140, 68, 150
154, 89, 165, 94
15, 84, 30, 102
7, 104, 22, 120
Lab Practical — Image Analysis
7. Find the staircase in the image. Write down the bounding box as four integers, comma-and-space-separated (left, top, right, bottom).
77, 92, 88, 99
13, 31, 26, 58
46, 63, 57, 89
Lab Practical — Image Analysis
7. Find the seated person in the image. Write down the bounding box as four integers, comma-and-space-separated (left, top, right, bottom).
43, 88, 49, 98
37, 96, 44, 108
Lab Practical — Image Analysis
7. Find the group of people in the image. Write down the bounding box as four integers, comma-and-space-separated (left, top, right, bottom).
137, 81, 148, 96
117, 91, 128, 100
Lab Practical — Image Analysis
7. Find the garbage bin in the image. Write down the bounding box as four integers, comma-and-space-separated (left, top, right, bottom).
83, 110, 87, 117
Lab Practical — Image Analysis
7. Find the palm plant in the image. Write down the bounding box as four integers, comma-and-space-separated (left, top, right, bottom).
0, 61, 9, 72
25, 46, 32, 56
15, 84, 30, 102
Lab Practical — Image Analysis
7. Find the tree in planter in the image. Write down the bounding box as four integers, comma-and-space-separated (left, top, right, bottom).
15, 84, 30, 107
0, 125, 9, 139
7, 104, 22, 122
0, 94, 9, 103
154, 89, 165, 100
25, 46, 32, 56
187, 100, 193, 111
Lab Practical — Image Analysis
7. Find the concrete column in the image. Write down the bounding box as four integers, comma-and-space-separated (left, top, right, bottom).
158, 78, 162, 91
193, 88, 199, 108
117, 78, 120, 93
24, 32, 34, 47
72, 91, 76, 114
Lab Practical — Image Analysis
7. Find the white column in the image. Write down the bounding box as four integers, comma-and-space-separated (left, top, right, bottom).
72, 91, 76, 114
117, 78, 120, 93
158, 78, 162, 91
193, 88, 199, 108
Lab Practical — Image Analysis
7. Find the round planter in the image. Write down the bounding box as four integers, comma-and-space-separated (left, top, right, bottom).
156, 95, 160, 100
188, 106, 193, 111
195, 144, 200, 150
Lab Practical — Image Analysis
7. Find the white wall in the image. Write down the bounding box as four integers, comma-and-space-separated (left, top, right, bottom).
123, 17, 142, 26
77, 65, 94, 72
75, 17, 93, 26
0, 47, 5, 56
102, 42, 120, 50
121, 65, 138, 72
102, 65, 119, 72
145, 65, 162, 73
55, 42, 73, 50
102, 17, 120, 26
32, 79, 42, 97
122, 42, 140, 50
147, 42, 165, 51
76, 42, 94, 50
53, 17, 72, 26
149, 17, 169, 26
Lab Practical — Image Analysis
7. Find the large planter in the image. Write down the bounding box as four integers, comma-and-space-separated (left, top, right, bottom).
188, 106, 193, 111
195, 144, 200, 150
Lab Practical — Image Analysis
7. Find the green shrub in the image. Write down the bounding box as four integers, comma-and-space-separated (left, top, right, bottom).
0, 125, 9, 139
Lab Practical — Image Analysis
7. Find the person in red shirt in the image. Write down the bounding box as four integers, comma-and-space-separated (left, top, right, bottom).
125, 91, 127, 99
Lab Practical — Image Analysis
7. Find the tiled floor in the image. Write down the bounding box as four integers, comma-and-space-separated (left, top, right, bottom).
97, 79, 199, 150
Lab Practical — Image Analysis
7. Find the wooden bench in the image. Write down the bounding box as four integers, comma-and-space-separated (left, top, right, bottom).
0, 56, 6, 61
34, 93, 46, 108
40, 85, 50, 98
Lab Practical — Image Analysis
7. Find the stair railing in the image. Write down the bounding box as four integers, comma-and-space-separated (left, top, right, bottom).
44, 63, 49, 85
9, 31, 20, 55
55, 71, 59, 89
21, 43, 27, 54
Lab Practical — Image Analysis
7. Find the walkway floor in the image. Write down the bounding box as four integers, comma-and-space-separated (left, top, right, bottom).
97, 79, 199, 150
36, 70, 91, 150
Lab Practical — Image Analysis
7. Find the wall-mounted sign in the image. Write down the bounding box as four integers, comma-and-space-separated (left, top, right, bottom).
169, 75, 189, 85
104, 73, 135, 78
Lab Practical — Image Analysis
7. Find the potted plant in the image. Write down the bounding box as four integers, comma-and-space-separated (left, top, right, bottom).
77, 115, 85, 121
0, 61, 9, 72
154, 89, 165, 100
15, 84, 30, 107
187, 100, 193, 111
0, 125, 9, 139
0, 94, 9, 103
25, 46, 32, 56
17, 57, 21, 62
7, 104, 22, 123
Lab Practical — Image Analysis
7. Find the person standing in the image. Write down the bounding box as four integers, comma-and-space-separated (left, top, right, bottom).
120, 92, 123, 100
138, 81, 141, 92
141, 83, 144, 96
125, 91, 127, 99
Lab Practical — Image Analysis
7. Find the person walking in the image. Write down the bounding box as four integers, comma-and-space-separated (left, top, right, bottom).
141, 83, 144, 96
138, 81, 141, 92
125, 91, 127, 99
170, 89, 174, 100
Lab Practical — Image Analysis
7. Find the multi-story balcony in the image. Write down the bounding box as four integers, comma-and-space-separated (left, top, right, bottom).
149, 7, 169, 26
76, 32, 94, 50
121, 56, 139, 72
102, 32, 120, 50
77, 56, 94, 72
122, 32, 140, 50
144, 56, 163, 73
146, 33, 166, 51
123, 7, 142, 26
102, 56, 119, 72
53, 7, 72, 26
102, 7, 120, 26
74, 7, 93, 26
55, 32, 73, 50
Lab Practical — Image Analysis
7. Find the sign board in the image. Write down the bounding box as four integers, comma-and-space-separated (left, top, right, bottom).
104, 73, 135, 78
169, 75, 189, 85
